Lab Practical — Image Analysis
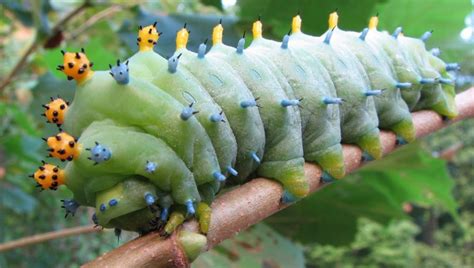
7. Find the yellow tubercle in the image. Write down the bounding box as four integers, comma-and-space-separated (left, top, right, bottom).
252, 20, 263, 39
292, 15, 302, 33
328, 11, 339, 29
32, 163, 65, 190
46, 132, 81, 161
138, 24, 160, 52
60, 50, 94, 84
212, 23, 223, 45
368, 16, 379, 30
176, 28, 189, 50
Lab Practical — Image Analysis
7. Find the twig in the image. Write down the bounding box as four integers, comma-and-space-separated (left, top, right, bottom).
84, 88, 474, 268
0, 1, 90, 93
0, 225, 101, 252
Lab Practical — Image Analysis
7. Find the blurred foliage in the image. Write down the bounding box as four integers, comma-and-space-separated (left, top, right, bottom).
193, 224, 305, 268
0, 0, 472, 267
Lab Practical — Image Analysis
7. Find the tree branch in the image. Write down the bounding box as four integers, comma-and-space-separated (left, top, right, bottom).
0, 225, 100, 252
85, 88, 474, 267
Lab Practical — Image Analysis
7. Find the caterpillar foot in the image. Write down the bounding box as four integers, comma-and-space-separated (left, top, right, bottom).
196, 202, 211, 234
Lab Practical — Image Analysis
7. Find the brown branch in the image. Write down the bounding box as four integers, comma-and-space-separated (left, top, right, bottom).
0, 1, 90, 93
83, 88, 473, 267
0, 225, 100, 252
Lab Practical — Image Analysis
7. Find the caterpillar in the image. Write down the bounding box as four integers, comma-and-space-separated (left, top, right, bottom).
31, 12, 458, 240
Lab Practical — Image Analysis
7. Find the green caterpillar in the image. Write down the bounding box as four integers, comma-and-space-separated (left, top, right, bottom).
32, 12, 458, 239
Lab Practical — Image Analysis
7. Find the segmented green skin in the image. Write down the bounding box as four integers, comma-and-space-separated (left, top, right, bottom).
365, 30, 423, 109
174, 48, 266, 183
127, 51, 238, 176
331, 28, 415, 142
207, 42, 308, 194
289, 32, 382, 159
63, 71, 221, 186
55, 21, 458, 234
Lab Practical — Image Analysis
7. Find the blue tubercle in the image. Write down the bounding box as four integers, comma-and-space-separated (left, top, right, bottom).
109, 199, 118, 206
359, 27, 369, 41
210, 111, 224, 122
168, 53, 182, 73
185, 200, 195, 215
236, 37, 245, 54
109, 59, 129, 85
365, 89, 383, 96
392, 27, 403, 39
240, 99, 257, 108
396, 82, 412, 89
445, 63, 460, 71
61, 199, 80, 217
180, 103, 198, 120
281, 99, 300, 107
323, 97, 343, 105
213, 171, 226, 182
439, 78, 453, 85
160, 207, 169, 221
420, 30, 433, 42
87, 142, 111, 165
198, 42, 207, 58
430, 48, 441, 57
396, 136, 408, 146
420, 78, 437, 85
144, 193, 156, 206
227, 166, 238, 176
250, 151, 261, 163
99, 203, 106, 212
145, 161, 158, 173
361, 152, 375, 162
324, 29, 334, 44
281, 34, 290, 49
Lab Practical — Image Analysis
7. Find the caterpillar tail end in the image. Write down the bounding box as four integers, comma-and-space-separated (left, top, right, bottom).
356, 128, 382, 160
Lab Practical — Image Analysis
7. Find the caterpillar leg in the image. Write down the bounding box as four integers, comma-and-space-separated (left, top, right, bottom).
196, 202, 212, 234
356, 128, 383, 160
162, 211, 186, 236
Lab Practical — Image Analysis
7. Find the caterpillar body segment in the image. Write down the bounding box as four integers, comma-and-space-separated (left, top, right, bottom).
171, 28, 267, 185
244, 23, 345, 179
289, 16, 383, 159
127, 40, 238, 179
327, 17, 415, 143
207, 27, 308, 197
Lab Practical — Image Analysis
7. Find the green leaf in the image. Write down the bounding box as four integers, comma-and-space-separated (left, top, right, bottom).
200, 0, 223, 10
192, 224, 305, 268
265, 143, 458, 245
1, 184, 38, 214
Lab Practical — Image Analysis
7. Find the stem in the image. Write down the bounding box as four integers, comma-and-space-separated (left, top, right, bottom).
0, 225, 100, 252
84, 88, 474, 267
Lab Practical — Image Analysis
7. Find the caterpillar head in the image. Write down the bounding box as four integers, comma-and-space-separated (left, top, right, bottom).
45, 132, 80, 161
109, 59, 129, 85
42, 97, 68, 126
212, 20, 223, 45
176, 24, 190, 50
30, 162, 65, 190
137, 22, 161, 52
57, 48, 94, 83
86, 142, 112, 165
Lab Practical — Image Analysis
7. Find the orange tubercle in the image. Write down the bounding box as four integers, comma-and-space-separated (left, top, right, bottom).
292, 15, 302, 33
46, 132, 81, 161
328, 11, 339, 29
59, 49, 94, 84
138, 23, 160, 52
176, 27, 189, 50
32, 163, 65, 190
43, 97, 68, 125
252, 20, 263, 39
